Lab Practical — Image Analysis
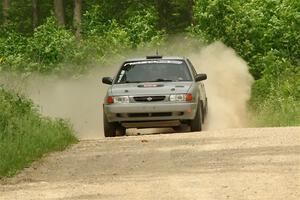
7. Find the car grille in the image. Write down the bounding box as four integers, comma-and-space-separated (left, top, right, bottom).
133, 96, 166, 102
128, 112, 172, 117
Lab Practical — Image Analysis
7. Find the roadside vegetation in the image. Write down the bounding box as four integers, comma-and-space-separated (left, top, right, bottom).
189, 0, 299, 126
0, 86, 77, 177
0, 0, 299, 177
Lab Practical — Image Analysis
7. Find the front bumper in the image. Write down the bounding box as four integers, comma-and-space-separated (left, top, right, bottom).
103, 102, 197, 123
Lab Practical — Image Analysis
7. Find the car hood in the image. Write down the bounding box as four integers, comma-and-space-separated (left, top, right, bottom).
110, 82, 193, 96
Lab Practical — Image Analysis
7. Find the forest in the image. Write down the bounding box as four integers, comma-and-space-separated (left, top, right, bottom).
0, 0, 299, 177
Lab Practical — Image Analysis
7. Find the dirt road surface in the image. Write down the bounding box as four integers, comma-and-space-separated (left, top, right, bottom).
1, 127, 299, 200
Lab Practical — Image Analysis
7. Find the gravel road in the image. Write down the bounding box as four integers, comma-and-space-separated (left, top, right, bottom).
1, 127, 299, 200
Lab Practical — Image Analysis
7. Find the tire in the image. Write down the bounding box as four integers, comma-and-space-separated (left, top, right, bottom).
103, 113, 117, 137
201, 98, 208, 123
190, 101, 203, 132
116, 126, 126, 136
205, 98, 208, 116
201, 100, 205, 123
173, 125, 182, 132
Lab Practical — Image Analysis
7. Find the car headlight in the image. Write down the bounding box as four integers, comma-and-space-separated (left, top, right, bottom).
169, 93, 193, 102
113, 96, 130, 104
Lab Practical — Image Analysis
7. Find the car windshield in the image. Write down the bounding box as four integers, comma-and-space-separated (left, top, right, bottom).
115, 60, 192, 84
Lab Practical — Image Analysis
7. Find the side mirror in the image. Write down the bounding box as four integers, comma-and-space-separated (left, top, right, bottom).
195, 74, 207, 82
102, 77, 113, 85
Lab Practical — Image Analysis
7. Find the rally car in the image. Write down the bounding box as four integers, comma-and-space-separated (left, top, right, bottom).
102, 55, 208, 137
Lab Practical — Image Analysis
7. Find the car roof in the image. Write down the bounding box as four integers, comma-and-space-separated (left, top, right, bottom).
124, 56, 186, 63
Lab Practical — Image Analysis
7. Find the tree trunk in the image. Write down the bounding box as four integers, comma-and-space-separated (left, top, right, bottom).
3, 0, 10, 25
54, 0, 65, 26
156, 0, 169, 30
32, 0, 38, 29
188, 0, 195, 25
73, 0, 82, 39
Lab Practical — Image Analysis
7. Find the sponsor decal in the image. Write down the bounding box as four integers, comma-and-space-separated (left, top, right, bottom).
124, 60, 183, 66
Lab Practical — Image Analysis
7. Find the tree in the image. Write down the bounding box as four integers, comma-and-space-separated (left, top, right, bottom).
73, 0, 82, 39
188, 0, 195, 25
32, 0, 38, 29
156, 0, 169, 30
155, 0, 194, 32
2, 0, 10, 25
54, 0, 65, 26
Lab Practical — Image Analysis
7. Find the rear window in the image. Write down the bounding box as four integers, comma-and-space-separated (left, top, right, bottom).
115, 60, 192, 84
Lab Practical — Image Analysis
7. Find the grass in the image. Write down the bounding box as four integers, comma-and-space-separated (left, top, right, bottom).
0, 86, 78, 178
249, 97, 300, 127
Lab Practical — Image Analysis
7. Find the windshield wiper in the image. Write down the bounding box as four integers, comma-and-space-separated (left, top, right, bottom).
125, 80, 142, 83
124, 79, 172, 83
149, 78, 173, 82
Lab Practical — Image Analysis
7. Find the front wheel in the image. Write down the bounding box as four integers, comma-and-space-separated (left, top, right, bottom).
116, 126, 126, 136
173, 125, 183, 132
190, 102, 203, 132
103, 113, 117, 137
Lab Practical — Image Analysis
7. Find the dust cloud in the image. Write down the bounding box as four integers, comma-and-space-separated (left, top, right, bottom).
24, 66, 117, 139
189, 42, 254, 129
0, 39, 254, 139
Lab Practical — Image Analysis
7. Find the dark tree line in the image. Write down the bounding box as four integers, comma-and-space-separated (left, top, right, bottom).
1, 0, 194, 36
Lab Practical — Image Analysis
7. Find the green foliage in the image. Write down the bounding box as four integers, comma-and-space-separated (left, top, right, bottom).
0, 31, 30, 72
76, 20, 131, 64
9, 0, 33, 33
27, 17, 76, 69
0, 86, 77, 177
190, 0, 300, 79
124, 7, 164, 47
0, 2, 165, 74
251, 51, 299, 100
190, 0, 300, 126
82, 4, 164, 49
250, 55, 300, 126
0, 17, 77, 73
81, 5, 108, 36
249, 90, 300, 126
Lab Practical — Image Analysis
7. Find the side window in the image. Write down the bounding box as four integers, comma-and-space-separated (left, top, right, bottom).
187, 59, 197, 77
